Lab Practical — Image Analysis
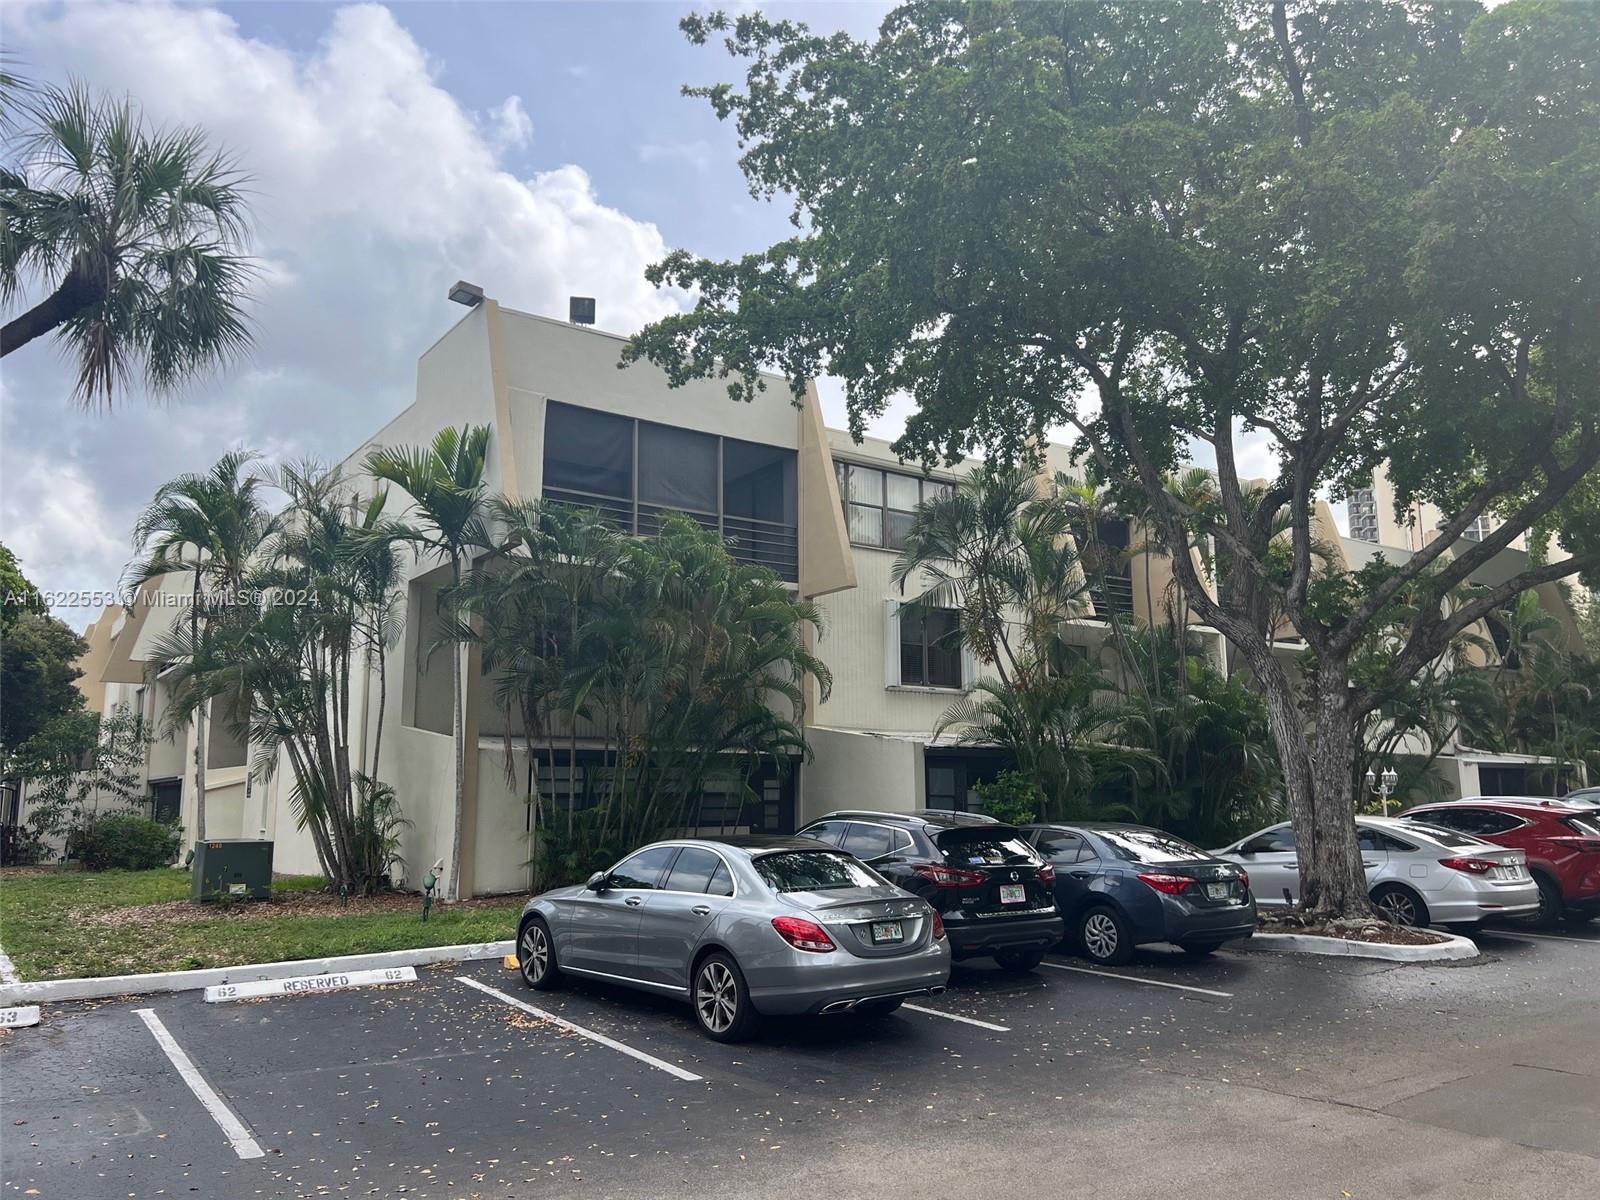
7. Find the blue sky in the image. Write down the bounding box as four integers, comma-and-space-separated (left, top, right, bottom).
0, 1, 894, 626
219, 0, 886, 263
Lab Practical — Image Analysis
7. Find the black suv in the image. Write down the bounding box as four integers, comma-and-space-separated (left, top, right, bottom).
797, 810, 1063, 972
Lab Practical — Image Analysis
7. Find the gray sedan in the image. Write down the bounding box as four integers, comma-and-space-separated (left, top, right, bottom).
514, 836, 952, 1042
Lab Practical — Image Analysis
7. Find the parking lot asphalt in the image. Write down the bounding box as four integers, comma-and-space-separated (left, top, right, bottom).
3, 921, 1597, 1200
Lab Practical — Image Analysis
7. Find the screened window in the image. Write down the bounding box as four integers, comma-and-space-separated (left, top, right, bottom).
724, 438, 797, 525
835, 461, 952, 550
544, 402, 632, 499
900, 607, 963, 688
541, 402, 797, 579
639, 423, 718, 513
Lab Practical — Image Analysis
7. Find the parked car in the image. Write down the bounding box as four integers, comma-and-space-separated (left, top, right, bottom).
796, 810, 1064, 972
1398, 798, 1600, 926
1560, 786, 1600, 810
1018, 822, 1256, 964
1214, 815, 1539, 929
514, 836, 950, 1042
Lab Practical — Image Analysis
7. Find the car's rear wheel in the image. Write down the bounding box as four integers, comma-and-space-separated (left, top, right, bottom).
693, 952, 760, 1043
1371, 884, 1429, 928
1077, 905, 1134, 965
1177, 940, 1225, 957
1532, 874, 1565, 928
994, 948, 1045, 973
856, 998, 904, 1016
518, 918, 561, 991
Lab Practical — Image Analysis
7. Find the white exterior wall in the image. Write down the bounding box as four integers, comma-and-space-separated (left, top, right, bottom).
801, 728, 924, 824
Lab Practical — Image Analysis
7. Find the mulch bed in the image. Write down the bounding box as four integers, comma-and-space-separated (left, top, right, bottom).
1257, 911, 1451, 946
90, 889, 524, 926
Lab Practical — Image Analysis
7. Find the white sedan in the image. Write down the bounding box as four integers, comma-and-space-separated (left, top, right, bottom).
1214, 815, 1540, 928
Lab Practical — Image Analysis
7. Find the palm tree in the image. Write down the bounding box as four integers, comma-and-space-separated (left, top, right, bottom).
128, 450, 275, 842
366, 425, 491, 900
1, 82, 253, 408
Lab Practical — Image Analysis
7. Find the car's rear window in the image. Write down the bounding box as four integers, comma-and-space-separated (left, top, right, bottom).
1400, 822, 1487, 849
1094, 828, 1210, 864
754, 850, 886, 892
935, 828, 1037, 866
1564, 815, 1600, 837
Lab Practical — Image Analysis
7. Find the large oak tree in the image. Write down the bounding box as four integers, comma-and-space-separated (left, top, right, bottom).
626, 0, 1600, 917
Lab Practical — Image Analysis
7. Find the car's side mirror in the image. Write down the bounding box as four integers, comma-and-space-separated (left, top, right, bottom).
585, 871, 608, 892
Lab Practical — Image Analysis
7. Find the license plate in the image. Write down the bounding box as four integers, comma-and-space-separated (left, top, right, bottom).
1493, 866, 1522, 881
1205, 882, 1230, 900
870, 920, 904, 944
999, 884, 1026, 905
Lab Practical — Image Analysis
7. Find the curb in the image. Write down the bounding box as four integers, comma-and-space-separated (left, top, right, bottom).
1249, 930, 1480, 962
0, 940, 514, 1006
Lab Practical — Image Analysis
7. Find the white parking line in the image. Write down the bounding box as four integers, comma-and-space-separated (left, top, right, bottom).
1481, 930, 1599, 946
455, 976, 703, 1082
133, 1009, 264, 1160
902, 1003, 1011, 1032
1042, 961, 1233, 998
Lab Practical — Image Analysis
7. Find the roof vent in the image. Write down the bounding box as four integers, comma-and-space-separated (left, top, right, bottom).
569, 296, 596, 325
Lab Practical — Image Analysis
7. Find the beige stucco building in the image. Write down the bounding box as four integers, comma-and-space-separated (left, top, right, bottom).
51, 292, 1590, 892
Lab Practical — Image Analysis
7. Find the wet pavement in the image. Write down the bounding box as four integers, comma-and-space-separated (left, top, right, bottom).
2, 921, 1597, 1199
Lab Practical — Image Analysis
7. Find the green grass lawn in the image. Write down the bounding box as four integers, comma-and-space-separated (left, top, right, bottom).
0, 867, 522, 981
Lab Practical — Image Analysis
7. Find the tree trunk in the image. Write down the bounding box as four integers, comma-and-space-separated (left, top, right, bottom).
1299, 670, 1376, 917
0, 261, 105, 357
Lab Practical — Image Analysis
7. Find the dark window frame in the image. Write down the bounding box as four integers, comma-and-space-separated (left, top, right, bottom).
835, 460, 953, 551
899, 606, 964, 689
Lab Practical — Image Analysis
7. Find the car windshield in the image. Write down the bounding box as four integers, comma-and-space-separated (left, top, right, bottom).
934, 828, 1036, 866
754, 850, 887, 893
1094, 828, 1210, 864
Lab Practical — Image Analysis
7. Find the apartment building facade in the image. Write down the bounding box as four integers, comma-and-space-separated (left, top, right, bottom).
59, 292, 1590, 894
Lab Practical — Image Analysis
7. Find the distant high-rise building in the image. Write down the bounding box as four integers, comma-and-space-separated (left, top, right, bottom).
1348, 486, 1379, 543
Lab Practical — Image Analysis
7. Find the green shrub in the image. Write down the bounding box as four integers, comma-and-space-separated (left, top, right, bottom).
972, 770, 1044, 826
74, 814, 183, 871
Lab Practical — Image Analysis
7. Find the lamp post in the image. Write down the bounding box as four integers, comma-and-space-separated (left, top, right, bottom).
1366, 765, 1400, 817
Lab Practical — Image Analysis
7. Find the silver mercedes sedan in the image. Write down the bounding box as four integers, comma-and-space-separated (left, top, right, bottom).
513, 835, 951, 1042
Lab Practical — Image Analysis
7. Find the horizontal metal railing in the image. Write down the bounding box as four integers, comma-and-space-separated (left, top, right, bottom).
1090, 573, 1135, 618
542, 489, 799, 581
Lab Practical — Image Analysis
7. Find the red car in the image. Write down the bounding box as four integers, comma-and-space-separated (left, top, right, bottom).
1399, 798, 1600, 927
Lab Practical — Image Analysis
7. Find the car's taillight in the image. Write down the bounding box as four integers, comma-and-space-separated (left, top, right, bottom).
771, 915, 836, 952
1136, 872, 1194, 895
931, 910, 946, 941
1037, 864, 1056, 885
1236, 868, 1249, 890
1439, 857, 1500, 875
912, 864, 988, 887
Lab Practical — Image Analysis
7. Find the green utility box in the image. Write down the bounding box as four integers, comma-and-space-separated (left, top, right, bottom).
191, 839, 273, 901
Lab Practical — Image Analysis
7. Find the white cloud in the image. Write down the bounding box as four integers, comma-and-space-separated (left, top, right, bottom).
0, 1, 685, 627
484, 95, 533, 153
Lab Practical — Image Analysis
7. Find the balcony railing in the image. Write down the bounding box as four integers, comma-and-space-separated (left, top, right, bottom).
1089, 573, 1135, 619
543, 488, 799, 582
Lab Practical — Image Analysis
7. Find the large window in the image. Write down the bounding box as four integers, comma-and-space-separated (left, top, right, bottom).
835, 461, 952, 550
900, 607, 963, 688
541, 402, 798, 579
